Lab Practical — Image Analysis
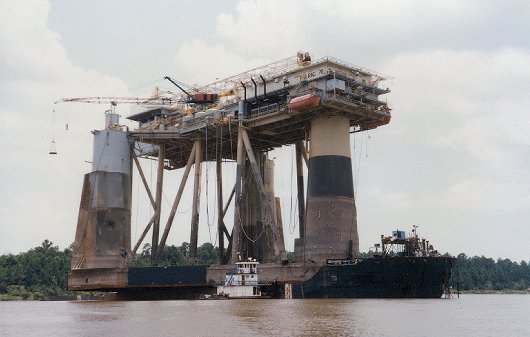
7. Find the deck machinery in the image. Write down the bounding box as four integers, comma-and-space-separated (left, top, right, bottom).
69, 52, 443, 298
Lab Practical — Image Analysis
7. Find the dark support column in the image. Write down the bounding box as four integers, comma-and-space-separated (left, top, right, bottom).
225, 228, 234, 264
231, 125, 244, 263
189, 139, 202, 264
150, 144, 165, 266
216, 143, 224, 263
295, 141, 306, 239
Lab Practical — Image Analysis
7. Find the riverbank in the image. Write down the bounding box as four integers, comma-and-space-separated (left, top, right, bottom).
2, 290, 529, 301
459, 289, 529, 295
0, 291, 104, 301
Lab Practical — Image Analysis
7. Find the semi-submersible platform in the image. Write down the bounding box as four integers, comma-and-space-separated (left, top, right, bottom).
67, 52, 454, 299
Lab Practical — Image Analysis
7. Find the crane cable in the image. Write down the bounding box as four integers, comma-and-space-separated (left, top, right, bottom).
228, 121, 234, 160
64, 103, 69, 130
205, 123, 218, 246
134, 162, 140, 245
236, 167, 266, 243
353, 132, 370, 200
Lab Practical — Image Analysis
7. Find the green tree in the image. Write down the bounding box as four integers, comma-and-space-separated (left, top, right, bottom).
129, 243, 151, 267
0, 240, 71, 299
158, 245, 187, 266
196, 242, 219, 265
453, 254, 530, 291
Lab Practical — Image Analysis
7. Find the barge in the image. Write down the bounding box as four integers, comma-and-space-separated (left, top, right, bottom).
92, 229, 453, 300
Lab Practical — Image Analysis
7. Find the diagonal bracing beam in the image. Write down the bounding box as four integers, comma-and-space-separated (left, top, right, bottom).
240, 127, 266, 199
132, 153, 156, 210
131, 213, 156, 257
153, 142, 197, 264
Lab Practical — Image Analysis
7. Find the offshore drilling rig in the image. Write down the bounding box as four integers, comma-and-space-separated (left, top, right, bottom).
66, 52, 453, 299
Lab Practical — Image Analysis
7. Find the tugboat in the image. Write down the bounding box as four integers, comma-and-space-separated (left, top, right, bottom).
215, 259, 265, 299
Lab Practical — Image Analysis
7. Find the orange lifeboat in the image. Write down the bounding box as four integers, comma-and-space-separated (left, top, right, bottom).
288, 94, 321, 111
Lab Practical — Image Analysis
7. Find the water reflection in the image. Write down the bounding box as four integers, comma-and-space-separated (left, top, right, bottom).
1, 295, 529, 337
226, 299, 369, 336
71, 301, 125, 322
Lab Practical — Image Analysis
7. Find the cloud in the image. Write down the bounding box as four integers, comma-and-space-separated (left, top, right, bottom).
2, 0, 529, 262
385, 49, 530, 160
168, 1, 530, 260
356, 48, 530, 259
0, 0, 129, 253
172, 39, 269, 85
212, 0, 530, 65
216, 1, 302, 58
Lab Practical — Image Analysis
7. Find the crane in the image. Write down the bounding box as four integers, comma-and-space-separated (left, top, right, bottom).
164, 76, 218, 104
54, 88, 186, 118
54, 85, 188, 106
50, 88, 188, 155
52, 88, 187, 133
54, 95, 180, 106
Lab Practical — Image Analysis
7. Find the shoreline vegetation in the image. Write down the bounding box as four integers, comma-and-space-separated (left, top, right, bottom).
459, 290, 529, 295
1, 240, 529, 301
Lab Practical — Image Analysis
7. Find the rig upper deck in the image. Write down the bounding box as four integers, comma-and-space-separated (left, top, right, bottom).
127, 53, 391, 169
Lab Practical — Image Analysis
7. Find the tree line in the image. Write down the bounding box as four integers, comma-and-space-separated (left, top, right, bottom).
0, 240, 220, 300
130, 242, 220, 267
454, 253, 530, 292
0, 240, 528, 299
0, 240, 71, 300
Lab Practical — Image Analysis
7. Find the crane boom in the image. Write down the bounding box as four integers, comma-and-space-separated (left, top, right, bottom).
164, 76, 192, 97
54, 96, 180, 105
164, 76, 219, 104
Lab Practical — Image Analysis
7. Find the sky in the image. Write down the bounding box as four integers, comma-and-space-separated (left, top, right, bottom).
1, 0, 529, 262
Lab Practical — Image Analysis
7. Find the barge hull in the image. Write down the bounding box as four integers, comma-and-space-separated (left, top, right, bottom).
292, 257, 453, 298
114, 257, 453, 299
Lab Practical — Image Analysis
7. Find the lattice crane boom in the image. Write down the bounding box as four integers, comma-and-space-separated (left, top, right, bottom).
54, 96, 181, 106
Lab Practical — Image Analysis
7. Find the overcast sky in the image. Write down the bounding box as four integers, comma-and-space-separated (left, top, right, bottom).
1, 0, 529, 262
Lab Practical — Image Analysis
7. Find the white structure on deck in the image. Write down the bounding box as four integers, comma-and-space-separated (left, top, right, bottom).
217, 260, 262, 298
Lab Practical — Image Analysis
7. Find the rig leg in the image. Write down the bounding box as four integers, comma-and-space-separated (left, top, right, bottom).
189, 139, 202, 263
300, 115, 359, 263
69, 128, 132, 290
